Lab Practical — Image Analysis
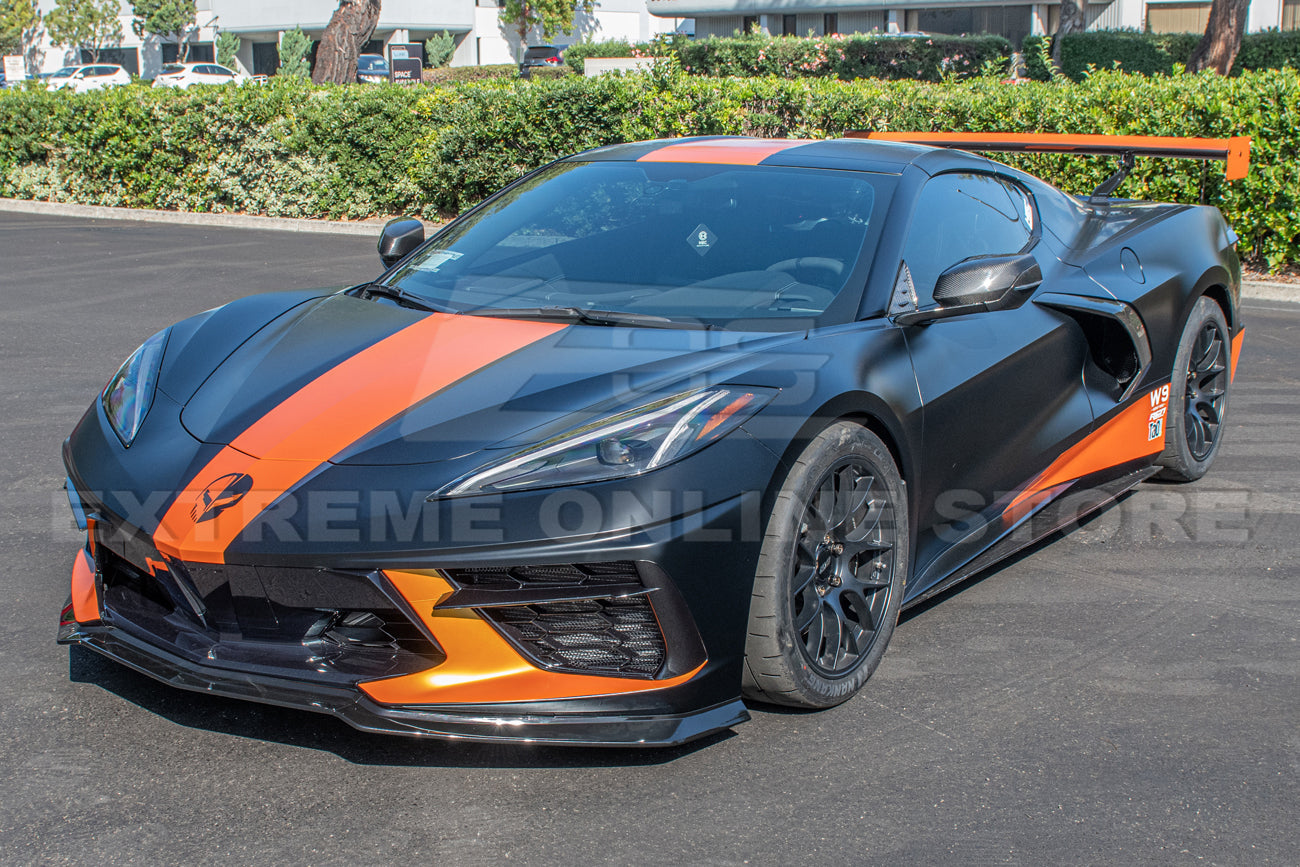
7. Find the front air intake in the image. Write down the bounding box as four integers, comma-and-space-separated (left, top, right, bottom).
484, 595, 666, 677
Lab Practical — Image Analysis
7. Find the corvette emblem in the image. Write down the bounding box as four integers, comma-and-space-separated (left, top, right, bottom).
190, 472, 254, 523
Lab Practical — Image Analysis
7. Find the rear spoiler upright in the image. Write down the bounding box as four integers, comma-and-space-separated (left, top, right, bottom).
847, 131, 1251, 201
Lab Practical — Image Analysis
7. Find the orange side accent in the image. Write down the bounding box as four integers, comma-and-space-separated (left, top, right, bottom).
1230, 329, 1245, 383
71, 547, 100, 624
1005, 384, 1171, 521
361, 570, 703, 705
152, 314, 564, 563
637, 139, 806, 166
854, 132, 1252, 179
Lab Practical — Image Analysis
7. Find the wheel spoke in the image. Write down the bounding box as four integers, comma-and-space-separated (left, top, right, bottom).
824, 607, 845, 669
793, 588, 820, 631
802, 601, 825, 656
791, 564, 818, 597
1186, 406, 1207, 456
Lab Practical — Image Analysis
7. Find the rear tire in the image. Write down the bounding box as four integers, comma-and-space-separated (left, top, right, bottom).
742, 422, 909, 708
1157, 297, 1232, 483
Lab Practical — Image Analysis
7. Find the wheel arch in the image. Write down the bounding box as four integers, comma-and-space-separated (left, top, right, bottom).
756, 393, 917, 544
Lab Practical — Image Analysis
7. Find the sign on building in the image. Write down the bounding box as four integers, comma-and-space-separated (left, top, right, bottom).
3, 55, 24, 82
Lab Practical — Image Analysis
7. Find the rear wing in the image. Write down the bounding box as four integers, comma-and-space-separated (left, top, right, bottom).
847, 131, 1251, 199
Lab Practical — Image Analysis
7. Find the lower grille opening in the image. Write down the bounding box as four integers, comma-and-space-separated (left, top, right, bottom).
446, 561, 640, 591
93, 525, 443, 683
484, 595, 666, 677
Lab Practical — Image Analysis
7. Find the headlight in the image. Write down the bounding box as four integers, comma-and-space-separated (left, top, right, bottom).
440, 386, 777, 497
102, 328, 169, 446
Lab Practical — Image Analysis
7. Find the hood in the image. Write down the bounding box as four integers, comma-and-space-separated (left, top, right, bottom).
180, 293, 800, 467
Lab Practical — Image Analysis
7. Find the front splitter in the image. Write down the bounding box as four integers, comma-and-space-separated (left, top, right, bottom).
58, 622, 749, 748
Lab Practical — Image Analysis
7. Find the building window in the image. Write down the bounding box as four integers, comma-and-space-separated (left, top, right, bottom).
1145, 2, 1212, 33
161, 43, 215, 63
907, 6, 1032, 47
823, 13, 838, 34
782, 14, 798, 35
1285, 0, 1299, 29
742, 15, 759, 34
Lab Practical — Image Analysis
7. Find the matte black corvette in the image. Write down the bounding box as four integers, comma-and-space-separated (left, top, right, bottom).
60, 134, 1248, 746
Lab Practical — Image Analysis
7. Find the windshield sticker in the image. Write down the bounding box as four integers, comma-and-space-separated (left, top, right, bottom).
688, 224, 716, 257
411, 250, 463, 272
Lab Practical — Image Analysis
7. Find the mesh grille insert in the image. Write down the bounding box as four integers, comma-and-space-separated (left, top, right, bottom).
446, 561, 639, 591
484, 595, 666, 677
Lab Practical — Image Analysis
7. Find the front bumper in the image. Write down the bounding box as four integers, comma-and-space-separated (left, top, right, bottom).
59, 619, 747, 747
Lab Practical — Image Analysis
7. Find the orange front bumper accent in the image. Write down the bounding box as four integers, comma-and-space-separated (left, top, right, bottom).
360, 570, 702, 706
70, 547, 100, 624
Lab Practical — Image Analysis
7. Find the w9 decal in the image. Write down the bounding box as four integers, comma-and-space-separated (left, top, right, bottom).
1147, 384, 1171, 441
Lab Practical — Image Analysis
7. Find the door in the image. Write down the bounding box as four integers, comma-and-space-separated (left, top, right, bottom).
899, 172, 1095, 591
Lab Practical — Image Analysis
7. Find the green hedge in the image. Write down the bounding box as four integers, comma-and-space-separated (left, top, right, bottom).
564, 39, 654, 74
1, 70, 1296, 268
1024, 29, 1300, 81
678, 34, 1013, 82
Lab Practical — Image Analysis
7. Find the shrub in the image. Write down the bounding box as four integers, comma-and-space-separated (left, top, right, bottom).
277, 28, 311, 78
1024, 29, 1300, 81
216, 31, 241, 70
563, 39, 652, 74
422, 64, 520, 84
425, 31, 456, 68
677, 33, 1013, 82
0, 70, 1295, 269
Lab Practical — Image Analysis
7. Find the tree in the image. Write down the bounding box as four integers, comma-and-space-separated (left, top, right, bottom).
44, 0, 122, 63
500, 0, 594, 56
1, 0, 40, 57
424, 30, 454, 68
277, 26, 310, 77
311, 0, 379, 84
215, 29, 239, 68
130, 0, 196, 63
1188, 0, 1251, 74
1050, 0, 1085, 68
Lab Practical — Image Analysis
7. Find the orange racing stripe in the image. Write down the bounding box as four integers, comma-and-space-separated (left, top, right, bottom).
1004, 384, 1171, 524
638, 139, 806, 166
152, 313, 564, 563
362, 570, 702, 705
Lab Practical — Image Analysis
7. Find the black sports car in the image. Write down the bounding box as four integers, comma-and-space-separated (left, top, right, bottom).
60, 134, 1248, 746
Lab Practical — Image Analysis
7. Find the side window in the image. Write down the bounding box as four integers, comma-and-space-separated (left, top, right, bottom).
901, 173, 1034, 305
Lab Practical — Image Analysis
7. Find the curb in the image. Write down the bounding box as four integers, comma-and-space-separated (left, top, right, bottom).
0, 197, 393, 236
1, 197, 1295, 302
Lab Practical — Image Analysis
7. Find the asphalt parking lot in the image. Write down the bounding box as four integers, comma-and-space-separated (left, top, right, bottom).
2, 212, 1297, 864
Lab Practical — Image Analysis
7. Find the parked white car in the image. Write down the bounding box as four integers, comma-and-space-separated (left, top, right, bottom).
46, 65, 131, 93
151, 63, 245, 89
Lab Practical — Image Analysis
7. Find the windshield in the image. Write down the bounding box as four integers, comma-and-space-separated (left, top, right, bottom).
387, 161, 890, 329
358, 56, 389, 72
50, 67, 79, 77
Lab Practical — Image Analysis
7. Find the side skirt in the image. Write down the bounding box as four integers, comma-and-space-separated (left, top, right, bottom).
902, 465, 1158, 610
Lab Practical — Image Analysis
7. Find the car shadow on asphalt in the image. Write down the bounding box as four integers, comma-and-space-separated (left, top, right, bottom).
66, 646, 731, 768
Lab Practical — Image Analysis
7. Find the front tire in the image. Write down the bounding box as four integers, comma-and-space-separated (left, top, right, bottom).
743, 422, 909, 708
1157, 296, 1232, 482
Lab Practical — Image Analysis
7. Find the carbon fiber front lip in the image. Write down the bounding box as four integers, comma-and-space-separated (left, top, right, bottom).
58, 622, 748, 747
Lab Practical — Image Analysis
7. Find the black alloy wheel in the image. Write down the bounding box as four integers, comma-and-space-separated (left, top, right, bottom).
791, 457, 897, 676
743, 423, 908, 708
1158, 296, 1233, 482
1183, 318, 1228, 461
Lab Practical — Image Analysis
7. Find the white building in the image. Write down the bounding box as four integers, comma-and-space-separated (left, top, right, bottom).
20, 0, 1298, 77
647, 0, 1296, 43
25, 0, 689, 77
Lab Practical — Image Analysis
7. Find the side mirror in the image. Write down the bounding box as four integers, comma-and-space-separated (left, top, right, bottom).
378, 218, 424, 268
895, 253, 1042, 326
